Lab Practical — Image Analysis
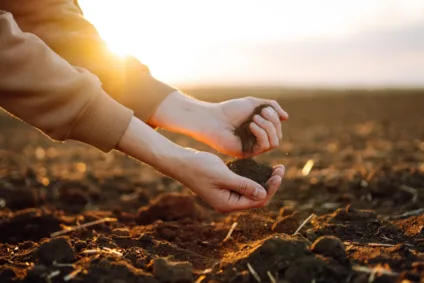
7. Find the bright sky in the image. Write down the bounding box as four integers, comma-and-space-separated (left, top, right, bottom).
79, 0, 424, 87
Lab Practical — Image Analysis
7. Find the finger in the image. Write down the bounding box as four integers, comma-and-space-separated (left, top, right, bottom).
215, 189, 265, 212
253, 115, 279, 149
267, 100, 289, 121
227, 173, 267, 201
261, 106, 283, 140
272, 164, 285, 177
249, 122, 270, 152
260, 165, 285, 205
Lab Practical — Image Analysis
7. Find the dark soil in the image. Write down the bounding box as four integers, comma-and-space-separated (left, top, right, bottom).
234, 104, 271, 153
1, 91, 424, 283
226, 158, 273, 188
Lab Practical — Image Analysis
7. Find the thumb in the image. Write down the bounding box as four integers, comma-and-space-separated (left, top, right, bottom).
226, 173, 267, 201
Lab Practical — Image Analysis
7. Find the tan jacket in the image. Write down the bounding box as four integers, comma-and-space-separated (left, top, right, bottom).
0, 1, 175, 152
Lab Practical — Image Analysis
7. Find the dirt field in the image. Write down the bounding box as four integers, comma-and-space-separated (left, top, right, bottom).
0, 90, 423, 283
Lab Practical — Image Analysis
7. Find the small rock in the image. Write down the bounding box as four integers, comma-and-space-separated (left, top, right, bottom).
333, 205, 376, 222
153, 258, 193, 283
311, 236, 346, 261
35, 237, 75, 264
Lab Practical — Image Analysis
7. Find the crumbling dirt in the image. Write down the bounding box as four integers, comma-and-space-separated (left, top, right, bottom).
227, 104, 274, 189
234, 104, 271, 153
1, 92, 424, 282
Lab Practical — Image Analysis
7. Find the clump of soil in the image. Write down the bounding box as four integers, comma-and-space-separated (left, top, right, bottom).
234, 104, 271, 153
311, 236, 347, 262
136, 193, 205, 225
152, 258, 193, 283
227, 104, 275, 189
35, 237, 75, 265
226, 158, 272, 188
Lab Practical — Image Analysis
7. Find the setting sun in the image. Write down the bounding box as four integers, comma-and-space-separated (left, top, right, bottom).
79, 0, 424, 87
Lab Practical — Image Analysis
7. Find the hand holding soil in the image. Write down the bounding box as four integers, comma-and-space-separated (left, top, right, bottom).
165, 151, 285, 212
150, 92, 288, 158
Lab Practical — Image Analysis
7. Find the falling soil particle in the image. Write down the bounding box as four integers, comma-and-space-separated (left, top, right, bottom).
227, 158, 273, 188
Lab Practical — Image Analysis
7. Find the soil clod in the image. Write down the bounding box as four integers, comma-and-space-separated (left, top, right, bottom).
227, 158, 273, 188
35, 237, 75, 265
311, 236, 347, 262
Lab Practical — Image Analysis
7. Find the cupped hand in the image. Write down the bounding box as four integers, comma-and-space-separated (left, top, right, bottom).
172, 150, 285, 212
201, 96, 289, 158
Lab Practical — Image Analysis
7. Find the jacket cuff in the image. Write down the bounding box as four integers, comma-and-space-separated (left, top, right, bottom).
117, 57, 177, 124
67, 90, 134, 152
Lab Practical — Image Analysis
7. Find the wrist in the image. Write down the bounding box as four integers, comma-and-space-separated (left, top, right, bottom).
148, 90, 218, 136
117, 116, 194, 175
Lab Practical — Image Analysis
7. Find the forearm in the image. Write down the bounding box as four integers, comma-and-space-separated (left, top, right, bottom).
117, 116, 192, 177
149, 91, 219, 136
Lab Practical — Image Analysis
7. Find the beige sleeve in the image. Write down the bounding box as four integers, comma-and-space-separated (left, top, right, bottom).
0, 11, 134, 152
2, 0, 177, 124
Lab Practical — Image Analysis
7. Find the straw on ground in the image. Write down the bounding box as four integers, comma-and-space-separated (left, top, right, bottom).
51, 217, 117, 237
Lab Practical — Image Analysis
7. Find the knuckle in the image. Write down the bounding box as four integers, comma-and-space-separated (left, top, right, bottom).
238, 180, 249, 195
264, 119, 274, 129
258, 129, 267, 140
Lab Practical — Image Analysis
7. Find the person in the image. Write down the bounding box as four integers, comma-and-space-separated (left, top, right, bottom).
0, 2, 288, 212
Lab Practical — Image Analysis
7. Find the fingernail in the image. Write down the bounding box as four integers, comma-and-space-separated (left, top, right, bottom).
253, 187, 258, 197
256, 187, 267, 200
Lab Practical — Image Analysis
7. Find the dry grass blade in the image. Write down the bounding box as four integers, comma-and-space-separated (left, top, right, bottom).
63, 268, 82, 281
247, 262, 261, 283
353, 265, 399, 282
389, 208, 424, 220
102, 247, 123, 257
267, 271, 276, 283
223, 222, 238, 242
368, 243, 395, 247
46, 270, 60, 283
51, 217, 117, 237
195, 275, 206, 283
293, 213, 316, 236
399, 185, 418, 203
301, 159, 314, 176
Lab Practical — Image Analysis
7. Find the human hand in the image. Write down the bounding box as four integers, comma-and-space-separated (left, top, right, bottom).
170, 150, 285, 212
149, 92, 288, 158
117, 117, 285, 212
202, 97, 289, 157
